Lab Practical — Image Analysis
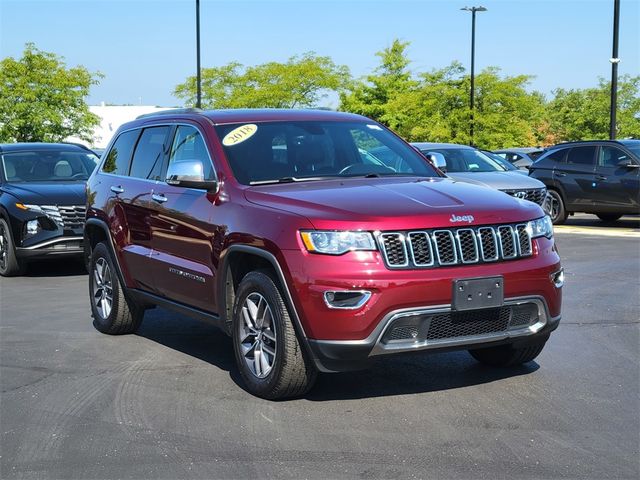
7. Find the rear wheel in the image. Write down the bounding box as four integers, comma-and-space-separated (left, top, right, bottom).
546, 190, 567, 225
468, 337, 548, 367
596, 213, 623, 222
232, 270, 317, 400
89, 242, 143, 334
0, 218, 25, 277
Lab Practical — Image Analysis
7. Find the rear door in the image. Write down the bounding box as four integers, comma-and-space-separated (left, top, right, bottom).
147, 124, 219, 312
592, 145, 640, 212
554, 146, 597, 210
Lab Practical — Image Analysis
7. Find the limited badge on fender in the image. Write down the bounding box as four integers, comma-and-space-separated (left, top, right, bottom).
222, 124, 258, 146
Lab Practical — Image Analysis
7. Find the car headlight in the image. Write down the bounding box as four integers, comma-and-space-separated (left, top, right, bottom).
527, 216, 554, 239
25, 219, 41, 237
16, 203, 44, 213
300, 230, 376, 255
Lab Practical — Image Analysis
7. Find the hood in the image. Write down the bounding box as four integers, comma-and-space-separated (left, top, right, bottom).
445, 171, 544, 190
245, 177, 543, 231
2, 182, 86, 206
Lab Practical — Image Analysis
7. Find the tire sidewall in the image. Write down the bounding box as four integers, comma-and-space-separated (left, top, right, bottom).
547, 190, 566, 224
232, 272, 288, 396
0, 217, 22, 276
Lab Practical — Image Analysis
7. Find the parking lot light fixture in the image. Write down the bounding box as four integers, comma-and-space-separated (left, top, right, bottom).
461, 6, 487, 147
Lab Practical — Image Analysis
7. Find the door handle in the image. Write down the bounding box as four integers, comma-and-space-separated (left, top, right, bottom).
595, 175, 607, 181
110, 185, 124, 194
151, 193, 168, 203
554, 171, 567, 177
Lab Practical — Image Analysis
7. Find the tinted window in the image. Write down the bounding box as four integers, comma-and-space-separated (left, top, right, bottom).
1, 150, 98, 183
529, 150, 545, 160
215, 121, 438, 185
620, 141, 640, 158
103, 130, 139, 175
599, 146, 630, 167
129, 126, 169, 180
168, 126, 215, 180
543, 148, 567, 163
566, 146, 596, 166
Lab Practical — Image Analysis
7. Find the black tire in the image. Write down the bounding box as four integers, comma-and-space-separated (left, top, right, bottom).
0, 218, 25, 277
89, 242, 143, 335
232, 270, 317, 400
468, 337, 548, 367
546, 190, 567, 225
596, 213, 623, 222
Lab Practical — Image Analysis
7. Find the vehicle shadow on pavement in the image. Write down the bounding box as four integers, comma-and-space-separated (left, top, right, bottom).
563, 214, 640, 229
136, 309, 236, 373
24, 259, 87, 277
305, 353, 539, 401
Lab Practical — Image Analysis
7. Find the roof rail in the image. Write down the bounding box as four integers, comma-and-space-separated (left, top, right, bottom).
61, 141, 92, 151
136, 108, 203, 119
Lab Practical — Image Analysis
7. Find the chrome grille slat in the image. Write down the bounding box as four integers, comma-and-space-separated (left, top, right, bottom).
501, 188, 547, 206
378, 222, 532, 269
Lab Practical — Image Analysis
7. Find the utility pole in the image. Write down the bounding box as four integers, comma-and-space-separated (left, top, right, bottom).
609, 0, 620, 140
196, 0, 202, 109
461, 6, 487, 146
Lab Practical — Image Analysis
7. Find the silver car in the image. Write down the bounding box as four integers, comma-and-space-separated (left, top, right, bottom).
412, 142, 549, 208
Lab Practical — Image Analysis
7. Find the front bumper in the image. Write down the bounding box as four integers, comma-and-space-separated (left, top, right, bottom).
16, 236, 84, 258
307, 296, 560, 372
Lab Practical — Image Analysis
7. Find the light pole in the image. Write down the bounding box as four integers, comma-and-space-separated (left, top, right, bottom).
609, 0, 620, 140
196, 0, 202, 109
461, 6, 487, 146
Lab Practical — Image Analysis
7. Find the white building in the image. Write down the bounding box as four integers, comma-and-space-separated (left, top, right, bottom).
67, 104, 173, 148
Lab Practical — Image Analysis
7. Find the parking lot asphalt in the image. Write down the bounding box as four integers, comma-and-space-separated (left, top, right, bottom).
1, 215, 639, 479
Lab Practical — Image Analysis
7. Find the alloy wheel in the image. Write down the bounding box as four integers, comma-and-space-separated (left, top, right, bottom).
238, 292, 277, 379
92, 257, 113, 319
547, 192, 561, 222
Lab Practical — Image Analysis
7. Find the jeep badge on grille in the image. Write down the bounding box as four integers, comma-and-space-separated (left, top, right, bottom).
450, 214, 475, 223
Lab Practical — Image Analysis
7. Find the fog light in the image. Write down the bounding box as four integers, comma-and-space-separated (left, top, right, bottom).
550, 268, 564, 288
323, 290, 371, 309
26, 219, 40, 237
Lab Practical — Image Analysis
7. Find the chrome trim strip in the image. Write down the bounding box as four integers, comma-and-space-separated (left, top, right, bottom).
323, 290, 372, 310
19, 236, 83, 250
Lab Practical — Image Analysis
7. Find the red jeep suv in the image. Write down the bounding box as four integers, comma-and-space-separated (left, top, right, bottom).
85, 109, 563, 399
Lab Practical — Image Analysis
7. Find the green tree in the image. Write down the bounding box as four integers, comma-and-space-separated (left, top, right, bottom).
174, 53, 350, 108
547, 75, 640, 141
0, 43, 102, 143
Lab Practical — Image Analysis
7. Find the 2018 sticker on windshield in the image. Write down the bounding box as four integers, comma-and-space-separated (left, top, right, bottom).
222, 124, 258, 146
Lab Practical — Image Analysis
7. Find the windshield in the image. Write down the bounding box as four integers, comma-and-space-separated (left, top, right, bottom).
1, 150, 99, 183
424, 148, 508, 173
214, 121, 439, 185
482, 150, 517, 171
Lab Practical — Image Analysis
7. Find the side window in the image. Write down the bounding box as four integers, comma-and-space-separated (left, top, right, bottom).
102, 129, 139, 175
566, 146, 596, 166
129, 126, 170, 180
544, 148, 567, 163
168, 126, 214, 180
599, 146, 629, 168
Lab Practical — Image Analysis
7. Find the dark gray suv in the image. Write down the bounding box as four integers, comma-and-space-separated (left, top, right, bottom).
529, 140, 640, 224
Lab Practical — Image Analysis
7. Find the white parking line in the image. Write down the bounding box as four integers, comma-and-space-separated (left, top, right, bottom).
554, 226, 640, 238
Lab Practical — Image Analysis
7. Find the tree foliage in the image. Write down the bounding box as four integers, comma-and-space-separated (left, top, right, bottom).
0, 43, 102, 143
174, 53, 350, 109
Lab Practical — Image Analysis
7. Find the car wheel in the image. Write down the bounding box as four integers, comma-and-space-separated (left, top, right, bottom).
596, 213, 623, 222
89, 242, 143, 334
468, 337, 548, 367
232, 270, 317, 400
0, 218, 25, 277
546, 190, 567, 225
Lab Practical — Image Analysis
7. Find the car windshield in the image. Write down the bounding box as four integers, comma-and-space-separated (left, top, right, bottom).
214, 121, 439, 185
424, 148, 508, 173
482, 151, 517, 171
1, 150, 99, 183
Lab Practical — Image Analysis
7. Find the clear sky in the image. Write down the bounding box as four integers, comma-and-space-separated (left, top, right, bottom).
1, 0, 638, 107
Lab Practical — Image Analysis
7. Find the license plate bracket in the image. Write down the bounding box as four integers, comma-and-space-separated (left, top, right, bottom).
452, 276, 504, 311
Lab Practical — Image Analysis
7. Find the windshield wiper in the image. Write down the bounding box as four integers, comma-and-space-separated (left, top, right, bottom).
249, 176, 334, 185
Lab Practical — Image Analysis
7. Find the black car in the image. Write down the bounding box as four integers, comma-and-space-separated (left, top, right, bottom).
0, 143, 99, 276
529, 140, 640, 224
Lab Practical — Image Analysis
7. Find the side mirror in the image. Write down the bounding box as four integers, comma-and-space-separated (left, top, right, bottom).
426, 152, 447, 172
166, 160, 218, 191
617, 159, 640, 169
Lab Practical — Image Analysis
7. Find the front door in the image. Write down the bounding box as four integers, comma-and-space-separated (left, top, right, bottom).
554, 146, 597, 210
592, 145, 640, 212
147, 124, 219, 312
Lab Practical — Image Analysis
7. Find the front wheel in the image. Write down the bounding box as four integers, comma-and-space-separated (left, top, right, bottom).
546, 190, 567, 225
0, 218, 25, 277
89, 242, 143, 334
468, 337, 548, 367
596, 213, 623, 222
232, 270, 317, 399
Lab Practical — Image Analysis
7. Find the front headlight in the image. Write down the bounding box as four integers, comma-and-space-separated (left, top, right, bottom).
527, 216, 554, 239
16, 203, 44, 213
300, 230, 376, 255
